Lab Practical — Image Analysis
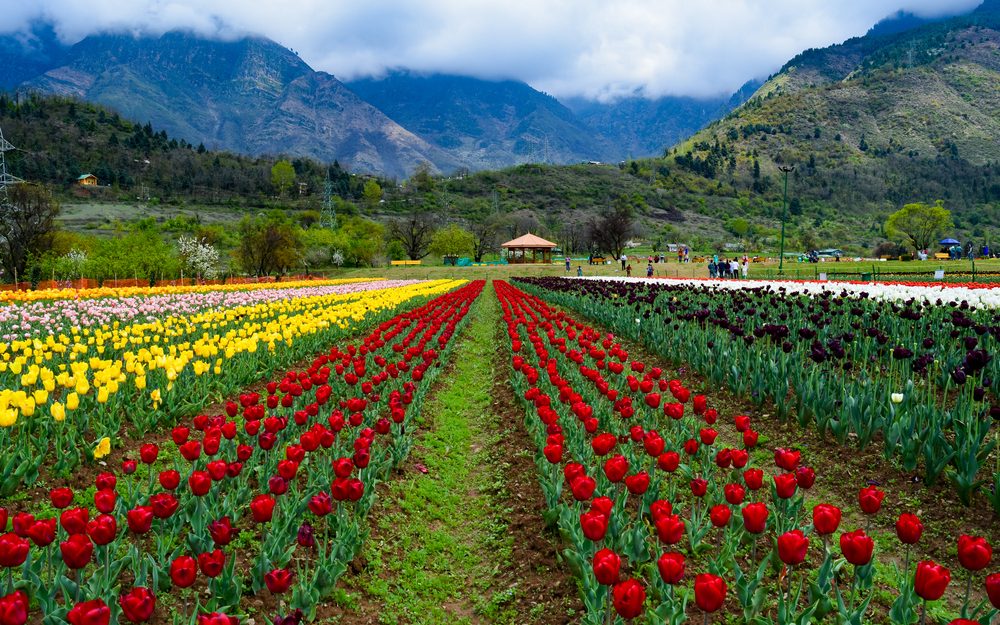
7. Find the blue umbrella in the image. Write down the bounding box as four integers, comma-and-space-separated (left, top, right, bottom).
939, 238, 960, 245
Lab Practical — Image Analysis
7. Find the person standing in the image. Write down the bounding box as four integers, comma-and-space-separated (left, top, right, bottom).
626, 263, 633, 277
646, 262, 654, 278
741, 258, 749, 279
565, 256, 571, 271
621, 253, 627, 270
576, 265, 583, 277
708, 259, 717, 279
730, 258, 739, 278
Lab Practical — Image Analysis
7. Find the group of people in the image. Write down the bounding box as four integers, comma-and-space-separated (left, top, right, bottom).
709, 255, 749, 279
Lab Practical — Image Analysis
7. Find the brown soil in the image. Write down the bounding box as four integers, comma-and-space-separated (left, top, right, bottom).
321, 284, 582, 625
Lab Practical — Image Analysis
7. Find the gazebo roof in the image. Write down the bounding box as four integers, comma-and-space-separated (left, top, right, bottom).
501, 232, 558, 249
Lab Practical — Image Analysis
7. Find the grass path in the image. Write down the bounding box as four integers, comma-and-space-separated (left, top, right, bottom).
326, 282, 581, 625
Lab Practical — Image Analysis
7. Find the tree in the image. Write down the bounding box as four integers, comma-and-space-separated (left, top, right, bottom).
388, 205, 437, 260
587, 195, 636, 260
362, 179, 383, 210
0, 183, 60, 282
885, 201, 953, 253
429, 224, 474, 257
271, 160, 296, 197
235, 213, 304, 276
329, 217, 385, 267
177, 236, 220, 279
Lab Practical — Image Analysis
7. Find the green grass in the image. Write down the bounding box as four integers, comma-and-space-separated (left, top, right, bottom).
351, 283, 518, 624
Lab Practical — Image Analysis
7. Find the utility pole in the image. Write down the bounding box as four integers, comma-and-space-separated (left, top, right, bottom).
321, 168, 337, 229
778, 165, 795, 274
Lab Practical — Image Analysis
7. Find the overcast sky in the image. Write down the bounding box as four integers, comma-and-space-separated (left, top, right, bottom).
1, 0, 985, 100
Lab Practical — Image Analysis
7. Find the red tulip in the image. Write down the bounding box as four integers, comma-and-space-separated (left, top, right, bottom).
60, 508, 89, 535
570, 476, 596, 501
543, 444, 562, 464
858, 485, 884, 515
0, 590, 28, 625
591, 497, 614, 517
986, 572, 1000, 609
332, 457, 353, 478
773, 473, 798, 499
624, 472, 649, 495
777, 530, 809, 566
914, 560, 950, 601
592, 549, 620, 585
840, 529, 874, 566
49, 488, 74, 509
657, 552, 685, 584
741, 502, 768, 534
206, 460, 227, 481
93, 489, 116, 514
612, 578, 645, 619
250, 495, 275, 523
0, 534, 28, 568
208, 518, 235, 547
264, 568, 294, 594
591, 433, 617, 456
895, 513, 923, 545
59, 534, 93, 569
26, 519, 56, 547
139, 444, 159, 464
724, 483, 745, 505
699, 428, 718, 445
644, 392, 660, 408
654, 514, 685, 545
121, 459, 137, 475
687, 478, 706, 499
773, 448, 800, 472
734, 415, 751, 432
149, 493, 178, 519
709, 505, 731, 528
158, 470, 180, 491
86, 514, 117, 546
170, 556, 197, 588
794, 466, 815, 489
579, 510, 608, 542
189, 471, 212, 497
10, 514, 32, 538
604, 455, 629, 483
94, 473, 116, 491
657, 451, 679, 472
743, 468, 763, 491
198, 550, 226, 578
126, 507, 154, 535
812, 504, 841, 536
957, 535, 992, 571
118, 587, 155, 623
694, 573, 727, 612
197, 612, 238, 625
66, 599, 110, 625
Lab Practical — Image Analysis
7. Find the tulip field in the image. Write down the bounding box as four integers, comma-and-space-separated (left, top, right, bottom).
497, 278, 999, 624
0, 275, 997, 624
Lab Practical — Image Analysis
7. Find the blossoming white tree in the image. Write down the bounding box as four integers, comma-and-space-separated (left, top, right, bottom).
177, 236, 220, 280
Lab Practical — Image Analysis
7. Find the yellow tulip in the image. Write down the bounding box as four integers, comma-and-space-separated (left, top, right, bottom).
66, 392, 80, 411
50, 402, 65, 422
97, 387, 109, 404
93, 437, 111, 459
0, 409, 16, 427
32, 389, 48, 405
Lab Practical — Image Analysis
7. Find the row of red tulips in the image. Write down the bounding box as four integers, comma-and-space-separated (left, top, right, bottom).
0, 281, 484, 624
495, 280, 998, 624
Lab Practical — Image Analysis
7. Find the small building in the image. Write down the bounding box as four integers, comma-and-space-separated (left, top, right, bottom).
501, 232, 558, 264
76, 174, 98, 186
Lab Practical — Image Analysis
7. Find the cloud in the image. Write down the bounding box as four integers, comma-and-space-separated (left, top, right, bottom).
0, 0, 984, 100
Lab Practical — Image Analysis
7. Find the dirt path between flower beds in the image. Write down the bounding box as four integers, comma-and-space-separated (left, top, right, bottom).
322, 283, 582, 625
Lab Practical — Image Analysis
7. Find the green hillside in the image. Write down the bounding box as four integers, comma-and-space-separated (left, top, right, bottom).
626, 3, 1000, 252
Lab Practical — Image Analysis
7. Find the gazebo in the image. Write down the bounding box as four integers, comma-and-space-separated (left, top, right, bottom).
501, 233, 558, 264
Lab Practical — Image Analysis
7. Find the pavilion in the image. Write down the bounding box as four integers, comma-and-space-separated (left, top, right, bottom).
501, 233, 558, 264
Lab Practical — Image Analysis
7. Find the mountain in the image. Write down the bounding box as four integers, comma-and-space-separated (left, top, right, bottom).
564, 79, 763, 159
21, 32, 456, 178
0, 22, 67, 90
346, 71, 615, 169
634, 0, 1000, 251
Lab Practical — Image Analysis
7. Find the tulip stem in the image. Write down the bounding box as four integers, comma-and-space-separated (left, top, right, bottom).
5, 567, 11, 594
919, 600, 926, 625
964, 573, 972, 616
903, 545, 911, 589
703, 611, 709, 625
